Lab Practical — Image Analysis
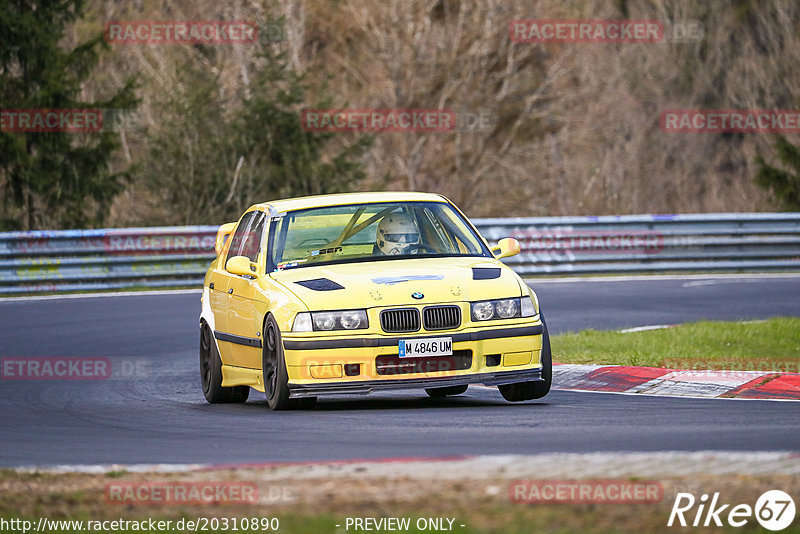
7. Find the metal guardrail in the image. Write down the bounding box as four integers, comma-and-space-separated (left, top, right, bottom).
0, 213, 798, 294
0, 226, 217, 294
478, 212, 800, 275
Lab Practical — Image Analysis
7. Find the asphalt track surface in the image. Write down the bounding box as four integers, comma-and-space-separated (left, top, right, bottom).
1, 275, 799, 466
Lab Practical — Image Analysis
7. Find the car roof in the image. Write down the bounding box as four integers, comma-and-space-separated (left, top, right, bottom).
252, 191, 449, 214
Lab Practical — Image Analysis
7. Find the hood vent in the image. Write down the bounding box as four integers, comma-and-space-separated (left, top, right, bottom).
294, 278, 345, 291
472, 267, 501, 280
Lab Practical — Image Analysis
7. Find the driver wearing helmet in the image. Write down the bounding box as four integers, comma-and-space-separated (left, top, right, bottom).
375, 212, 421, 255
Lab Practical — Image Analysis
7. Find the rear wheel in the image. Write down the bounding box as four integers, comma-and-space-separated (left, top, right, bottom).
499, 314, 552, 402
200, 322, 250, 404
262, 315, 291, 410
425, 385, 468, 398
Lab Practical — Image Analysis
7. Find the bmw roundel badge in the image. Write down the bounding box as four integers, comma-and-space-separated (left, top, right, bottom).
411, 292, 424, 300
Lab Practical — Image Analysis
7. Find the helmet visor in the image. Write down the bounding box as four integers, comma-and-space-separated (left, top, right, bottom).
385, 233, 419, 244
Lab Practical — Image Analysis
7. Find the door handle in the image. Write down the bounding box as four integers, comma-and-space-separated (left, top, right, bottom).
228, 288, 233, 294
209, 282, 215, 290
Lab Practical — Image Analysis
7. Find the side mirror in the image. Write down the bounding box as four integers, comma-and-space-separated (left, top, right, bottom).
226, 255, 258, 277
491, 237, 521, 259
215, 222, 237, 256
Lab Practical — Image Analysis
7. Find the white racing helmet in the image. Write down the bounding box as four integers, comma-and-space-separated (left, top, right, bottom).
376, 212, 420, 255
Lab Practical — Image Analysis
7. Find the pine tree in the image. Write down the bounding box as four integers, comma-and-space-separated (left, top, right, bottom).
754, 136, 800, 211
139, 48, 370, 225
0, 0, 137, 230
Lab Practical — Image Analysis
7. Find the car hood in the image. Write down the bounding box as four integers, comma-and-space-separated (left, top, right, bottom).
269, 256, 523, 310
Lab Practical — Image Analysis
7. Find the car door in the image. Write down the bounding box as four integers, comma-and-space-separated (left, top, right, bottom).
224, 210, 268, 369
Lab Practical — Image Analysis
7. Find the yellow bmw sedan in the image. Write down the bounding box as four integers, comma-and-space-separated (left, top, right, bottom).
199, 192, 551, 409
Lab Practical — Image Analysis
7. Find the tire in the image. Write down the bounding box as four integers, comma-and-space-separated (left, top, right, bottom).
425, 385, 468, 398
530, 314, 552, 399
499, 314, 552, 402
262, 315, 292, 410
200, 322, 250, 404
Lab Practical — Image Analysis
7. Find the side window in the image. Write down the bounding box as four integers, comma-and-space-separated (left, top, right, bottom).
227, 211, 267, 263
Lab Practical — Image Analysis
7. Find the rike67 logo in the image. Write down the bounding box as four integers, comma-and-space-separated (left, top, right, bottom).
668, 490, 796, 531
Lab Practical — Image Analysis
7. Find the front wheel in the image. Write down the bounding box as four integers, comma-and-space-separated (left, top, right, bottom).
499, 314, 552, 402
200, 322, 250, 404
262, 315, 291, 410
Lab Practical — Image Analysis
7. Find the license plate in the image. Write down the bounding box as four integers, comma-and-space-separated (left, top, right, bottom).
398, 337, 453, 358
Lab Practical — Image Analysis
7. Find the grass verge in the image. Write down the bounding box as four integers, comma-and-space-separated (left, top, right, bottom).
1, 470, 799, 533
551, 317, 800, 369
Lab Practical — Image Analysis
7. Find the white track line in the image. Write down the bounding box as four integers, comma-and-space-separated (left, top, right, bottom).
617, 324, 678, 333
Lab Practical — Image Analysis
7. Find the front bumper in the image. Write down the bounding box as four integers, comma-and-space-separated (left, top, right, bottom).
288, 367, 543, 398
282, 321, 544, 398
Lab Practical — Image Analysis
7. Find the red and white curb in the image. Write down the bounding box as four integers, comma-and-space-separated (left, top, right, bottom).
554, 364, 800, 400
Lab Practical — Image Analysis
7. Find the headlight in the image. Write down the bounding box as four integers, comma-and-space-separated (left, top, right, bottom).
472, 301, 495, 321
339, 310, 366, 330
314, 312, 336, 331
292, 310, 369, 332
496, 298, 519, 318
471, 297, 535, 321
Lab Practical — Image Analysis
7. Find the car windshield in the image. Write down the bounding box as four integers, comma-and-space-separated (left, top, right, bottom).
269, 201, 491, 270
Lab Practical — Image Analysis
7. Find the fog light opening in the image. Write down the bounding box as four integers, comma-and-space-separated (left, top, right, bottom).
486, 354, 501, 367
344, 364, 361, 377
